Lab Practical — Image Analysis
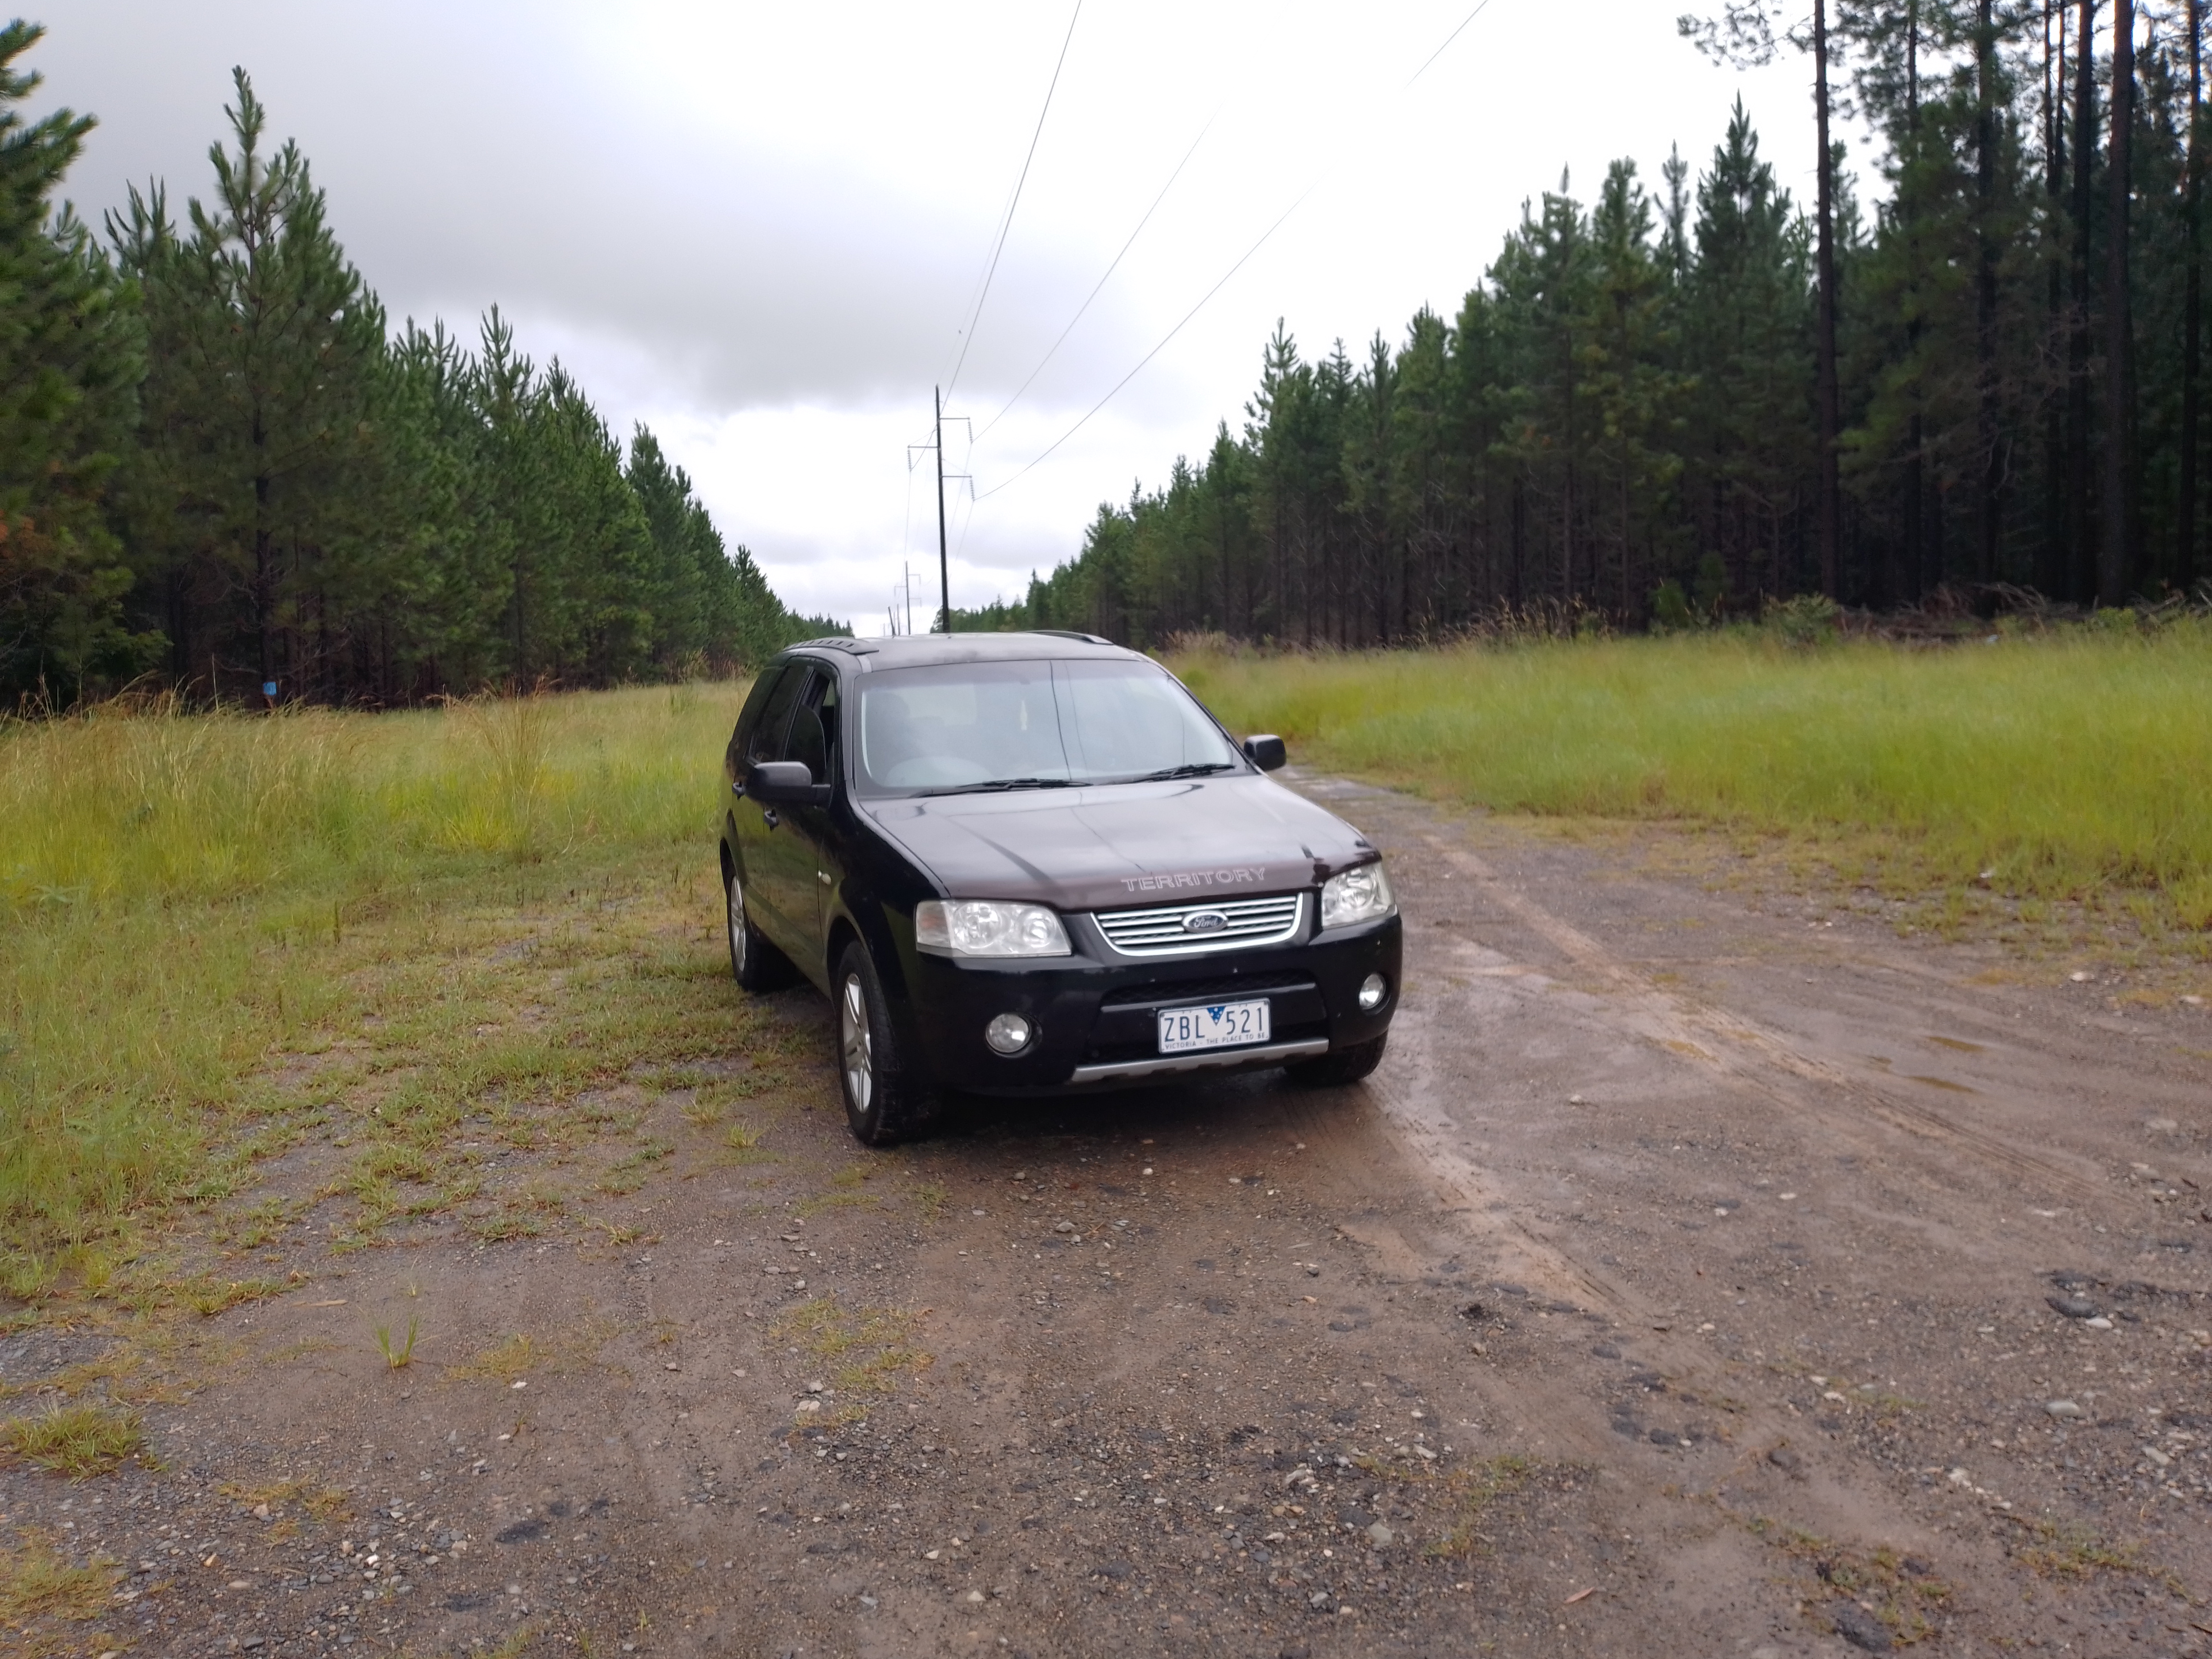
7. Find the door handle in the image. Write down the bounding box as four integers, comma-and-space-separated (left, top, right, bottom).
761, 808, 780, 830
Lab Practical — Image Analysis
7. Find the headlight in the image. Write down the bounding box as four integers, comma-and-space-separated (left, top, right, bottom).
915, 899, 1071, 958
1319, 862, 1395, 930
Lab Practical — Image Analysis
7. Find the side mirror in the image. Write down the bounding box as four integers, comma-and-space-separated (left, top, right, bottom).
748, 760, 829, 804
1242, 734, 1287, 772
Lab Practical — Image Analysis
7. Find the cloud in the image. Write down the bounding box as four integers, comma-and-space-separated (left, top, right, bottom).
34, 0, 1831, 628
43, 0, 1142, 409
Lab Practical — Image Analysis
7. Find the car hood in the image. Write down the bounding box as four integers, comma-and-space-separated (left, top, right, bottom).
859, 774, 1378, 913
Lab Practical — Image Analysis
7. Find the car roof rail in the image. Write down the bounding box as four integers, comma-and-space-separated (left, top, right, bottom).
1030, 629, 1116, 646
794, 637, 880, 655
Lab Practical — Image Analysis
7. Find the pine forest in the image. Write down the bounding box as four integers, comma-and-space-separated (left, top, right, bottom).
984, 1, 2212, 647
0, 23, 839, 707
13, 8, 2212, 693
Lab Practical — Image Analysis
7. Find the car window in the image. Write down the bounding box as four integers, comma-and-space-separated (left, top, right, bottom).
729, 665, 784, 767
860, 661, 1063, 789
854, 658, 1237, 795
813, 673, 841, 768
744, 666, 807, 768
1055, 659, 1232, 778
787, 670, 834, 783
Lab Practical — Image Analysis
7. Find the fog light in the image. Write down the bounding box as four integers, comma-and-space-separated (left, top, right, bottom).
985, 1012, 1034, 1055
1357, 973, 1388, 1012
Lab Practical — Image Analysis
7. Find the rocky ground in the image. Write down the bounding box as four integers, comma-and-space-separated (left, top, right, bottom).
3, 773, 2209, 1658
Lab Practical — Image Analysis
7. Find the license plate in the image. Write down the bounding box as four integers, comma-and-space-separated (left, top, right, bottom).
1157, 998, 1271, 1054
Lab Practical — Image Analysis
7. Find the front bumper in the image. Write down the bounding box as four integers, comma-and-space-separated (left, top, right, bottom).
1068, 1037, 1331, 1086
902, 908, 1401, 1094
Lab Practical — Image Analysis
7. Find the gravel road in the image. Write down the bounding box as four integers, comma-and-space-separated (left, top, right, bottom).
7, 773, 2208, 1658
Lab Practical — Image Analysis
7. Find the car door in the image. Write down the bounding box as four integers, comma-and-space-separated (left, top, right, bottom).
732, 664, 806, 941
758, 666, 841, 975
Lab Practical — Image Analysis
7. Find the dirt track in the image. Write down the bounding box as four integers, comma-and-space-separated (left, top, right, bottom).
7, 772, 2210, 1658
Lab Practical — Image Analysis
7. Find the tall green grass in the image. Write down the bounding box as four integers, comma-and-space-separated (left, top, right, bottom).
0, 684, 746, 1262
1172, 625, 2212, 926
10, 636, 2208, 1266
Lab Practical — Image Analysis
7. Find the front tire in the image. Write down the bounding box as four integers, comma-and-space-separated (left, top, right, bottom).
725, 864, 793, 992
835, 940, 939, 1146
1287, 1032, 1388, 1087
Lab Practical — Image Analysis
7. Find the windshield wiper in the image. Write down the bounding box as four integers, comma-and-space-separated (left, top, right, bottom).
1117, 761, 1241, 783
913, 776, 1080, 797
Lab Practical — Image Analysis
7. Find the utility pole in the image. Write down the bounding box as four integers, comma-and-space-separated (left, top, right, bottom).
936, 385, 953, 633
904, 561, 914, 637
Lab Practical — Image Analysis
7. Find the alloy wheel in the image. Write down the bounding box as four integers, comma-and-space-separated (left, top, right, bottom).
726, 874, 748, 976
840, 973, 874, 1113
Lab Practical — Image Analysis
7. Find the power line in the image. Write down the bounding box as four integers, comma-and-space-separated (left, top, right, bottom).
1404, 0, 1497, 89
972, 113, 1218, 444
971, 0, 1504, 503
973, 184, 1317, 502
943, 0, 1084, 403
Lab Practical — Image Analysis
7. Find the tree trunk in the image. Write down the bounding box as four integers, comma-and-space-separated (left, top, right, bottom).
2068, 0, 2098, 603
1619, 455, 1633, 619
2100, 0, 2134, 607
1226, 504, 1237, 634
2182, 0, 2204, 592
1976, 0, 2005, 584
1814, 0, 1842, 600
1562, 305, 1579, 605
1511, 470, 1526, 607
168, 563, 189, 687
1907, 2, 1927, 602
2041, 0, 2069, 598
253, 402, 274, 708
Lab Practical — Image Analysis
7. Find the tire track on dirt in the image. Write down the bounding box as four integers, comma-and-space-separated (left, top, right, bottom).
1412, 831, 2111, 1208
1289, 1000, 1983, 1641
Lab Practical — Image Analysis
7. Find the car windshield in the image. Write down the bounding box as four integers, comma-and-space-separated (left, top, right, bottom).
854, 658, 1240, 795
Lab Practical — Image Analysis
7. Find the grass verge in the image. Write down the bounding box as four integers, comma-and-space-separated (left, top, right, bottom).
0, 682, 753, 1278
1172, 626, 2212, 938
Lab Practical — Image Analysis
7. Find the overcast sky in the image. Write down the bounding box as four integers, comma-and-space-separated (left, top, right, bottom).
36, 0, 1829, 633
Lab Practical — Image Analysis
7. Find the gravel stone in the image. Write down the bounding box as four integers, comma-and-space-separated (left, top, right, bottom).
1831, 1601, 1893, 1652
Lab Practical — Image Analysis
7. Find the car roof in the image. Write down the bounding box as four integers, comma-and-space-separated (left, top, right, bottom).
779, 631, 1138, 672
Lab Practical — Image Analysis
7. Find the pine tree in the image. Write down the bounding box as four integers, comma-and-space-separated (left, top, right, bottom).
1680, 0, 1846, 596
627, 425, 711, 671
0, 22, 150, 700
1682, 103, 1815, 601
112, 69, 387, 702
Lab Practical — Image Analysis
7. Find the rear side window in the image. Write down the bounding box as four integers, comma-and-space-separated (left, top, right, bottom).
786, 669, 837, 782
743, 667, 807, 768
731, 666, 785, 764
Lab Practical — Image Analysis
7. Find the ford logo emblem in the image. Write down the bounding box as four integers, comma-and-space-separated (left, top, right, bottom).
1182, 910, 1229, 934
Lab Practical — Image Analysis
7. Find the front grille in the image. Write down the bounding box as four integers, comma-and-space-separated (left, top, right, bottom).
1092, 892, 1304, 957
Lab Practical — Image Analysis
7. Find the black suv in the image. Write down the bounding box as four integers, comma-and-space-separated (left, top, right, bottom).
718, 631, 1401, 1145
